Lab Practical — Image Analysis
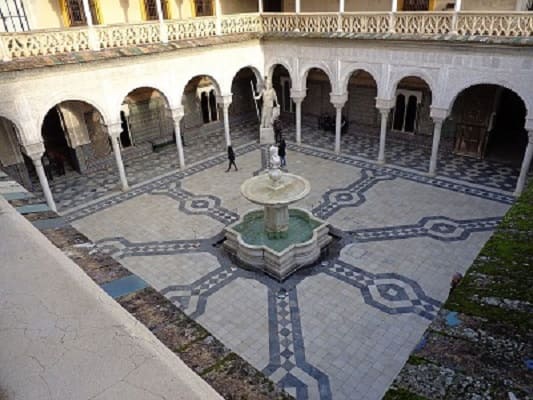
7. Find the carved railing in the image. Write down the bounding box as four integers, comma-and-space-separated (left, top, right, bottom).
394, 12, 453, 34
0, 12, 531, 61
166, 17, 217, 40
221, 13, 261, 34
341, 13, 390, 33
297, 13, 339, 33
456, 12, 533, 36
0, 27, 90, 58
260, 13, 299, 32
97, 22, 160, 49
261, 13, 340, 33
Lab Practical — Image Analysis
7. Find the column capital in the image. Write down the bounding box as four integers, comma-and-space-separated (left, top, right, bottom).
107, 122, 123, 139
375, 97, 395, 111
290, 89, 306, 102
430, 107, 449, 123
170, 107, 185, 121
330, 92, 348, 108
216, 94, 233, 107
21, 142, 45, 160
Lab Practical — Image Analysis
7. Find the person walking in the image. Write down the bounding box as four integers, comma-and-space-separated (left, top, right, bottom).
226, 145, 238, 172
278, 138, 287, 167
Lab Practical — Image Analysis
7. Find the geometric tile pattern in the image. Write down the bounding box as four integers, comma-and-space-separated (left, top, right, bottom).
62, 142, 260, 222
347, 216, 502, 243
292, 122, 520, 192
312, 169, 396, 218
264, 288, 332, 400
325, 260, 442, 320
151, 181, 239, 225
96, 236, 204, 259
290, 143, 515, 205
37, 118, 520, 212
65, 123, 517, 400
39, 118, 259, 210
161, 265, 240, 319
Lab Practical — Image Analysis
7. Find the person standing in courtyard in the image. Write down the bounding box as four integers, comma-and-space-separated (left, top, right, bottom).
226, 145, 238, 172
273, 116, 283, 143
278, 138, 287, 167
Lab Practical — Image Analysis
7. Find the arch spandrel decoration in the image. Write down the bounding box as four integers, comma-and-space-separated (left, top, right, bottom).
35, 95, 112, 139
339, 64, 382, 96
177, 74, 224, 102
266, 59, 296, 85
442, 77, 532, 118
115, 83, 175, 120
300, 63, 336, 93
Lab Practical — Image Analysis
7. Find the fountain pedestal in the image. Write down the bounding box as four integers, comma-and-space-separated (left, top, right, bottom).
260, 127, 275, 144
223, 145, 331, 281
264, 205, 289, 238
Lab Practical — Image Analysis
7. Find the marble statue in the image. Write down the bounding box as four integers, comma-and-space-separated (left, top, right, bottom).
254, 77, 279, 129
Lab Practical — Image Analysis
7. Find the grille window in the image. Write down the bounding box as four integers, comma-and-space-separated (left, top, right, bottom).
66, 0, 99, 26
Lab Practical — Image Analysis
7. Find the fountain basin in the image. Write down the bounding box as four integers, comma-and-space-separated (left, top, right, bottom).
224, 208, 331, 281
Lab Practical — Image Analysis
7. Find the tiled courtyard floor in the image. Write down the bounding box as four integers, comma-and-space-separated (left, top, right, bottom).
65, 139, 514, 400
39, 119, 519, 212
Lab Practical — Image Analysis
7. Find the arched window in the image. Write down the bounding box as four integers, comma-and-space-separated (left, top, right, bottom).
393, 90, 421, 133
59, 0, 101, 26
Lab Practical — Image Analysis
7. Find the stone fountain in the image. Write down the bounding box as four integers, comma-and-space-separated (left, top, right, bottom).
224, 146, 331, 281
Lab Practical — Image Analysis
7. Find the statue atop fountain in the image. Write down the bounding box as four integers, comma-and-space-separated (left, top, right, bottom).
254, 77, 280, 144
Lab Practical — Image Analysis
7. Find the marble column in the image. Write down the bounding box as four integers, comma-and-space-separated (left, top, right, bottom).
258, 0, 263, 13
171, 107, 185, 169
452, 0, 462, 33
217, 95, 233, 147
291, 90, 306, 145
389, 0, 398, 33
515, 131, 533, 196
215, 0, 222, 35
32, 155, 57, 212
377, 108, 390, 164
428, 118, 444, 176
82, 0, 99, 51
21, 142, 57, 212
330, 93, 347, 155
337, 0, 345, 32
107, 123, 129, 191
155, 0, 168, 43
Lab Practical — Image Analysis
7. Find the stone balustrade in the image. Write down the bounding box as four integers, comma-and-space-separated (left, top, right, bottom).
0, 12, 531, 61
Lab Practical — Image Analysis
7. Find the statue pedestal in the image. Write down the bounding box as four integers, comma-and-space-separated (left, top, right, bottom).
260, 127, 275, 144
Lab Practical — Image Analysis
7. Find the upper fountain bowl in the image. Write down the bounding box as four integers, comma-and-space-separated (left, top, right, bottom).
240, 172, 311, 207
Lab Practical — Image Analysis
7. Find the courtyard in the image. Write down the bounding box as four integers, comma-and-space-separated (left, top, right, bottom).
61, 131, 513, 400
